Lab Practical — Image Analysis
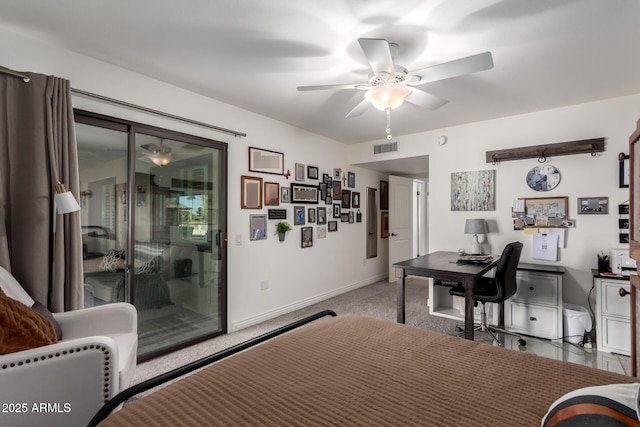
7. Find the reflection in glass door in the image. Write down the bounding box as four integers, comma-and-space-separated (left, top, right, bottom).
75, 112, 226, 361
134, 133, 224, 358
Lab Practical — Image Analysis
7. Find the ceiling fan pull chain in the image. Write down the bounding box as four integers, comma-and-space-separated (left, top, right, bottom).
385, 107, 392, 140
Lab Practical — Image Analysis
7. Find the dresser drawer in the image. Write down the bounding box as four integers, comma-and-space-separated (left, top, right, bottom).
600, 315, 630, 356
600, 280, 631, 318
505, 302, 560, 339
513, 271, 559, 305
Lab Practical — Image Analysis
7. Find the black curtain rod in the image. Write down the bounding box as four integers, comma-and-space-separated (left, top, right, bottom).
0, 67, 246, 138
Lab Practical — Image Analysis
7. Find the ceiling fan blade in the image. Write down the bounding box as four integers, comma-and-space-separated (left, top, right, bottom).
358, 38, 395, 80
407, 52, 494, 86
297, 83, 366, 91
405, 88, 448, 110
345, 98, 371, 118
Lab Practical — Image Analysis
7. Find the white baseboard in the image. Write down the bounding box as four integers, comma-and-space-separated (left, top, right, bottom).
230, 273, 388, 332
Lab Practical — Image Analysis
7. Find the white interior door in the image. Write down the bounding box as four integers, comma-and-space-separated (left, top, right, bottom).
388, 175, 415, 281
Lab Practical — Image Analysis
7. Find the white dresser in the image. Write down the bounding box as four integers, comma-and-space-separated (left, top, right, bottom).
428, 263, 565, 340
594, 271, 631, 356
503, 263, 565, 340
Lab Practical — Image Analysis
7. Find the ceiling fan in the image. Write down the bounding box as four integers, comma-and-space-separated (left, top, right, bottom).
297, 38, 494, 139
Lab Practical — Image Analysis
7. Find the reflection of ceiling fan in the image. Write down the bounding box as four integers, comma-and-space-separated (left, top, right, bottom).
141, 140, 173, 166
297, 38, 493, 139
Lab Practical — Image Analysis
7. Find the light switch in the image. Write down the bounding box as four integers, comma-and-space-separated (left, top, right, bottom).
235, 234, 242, 245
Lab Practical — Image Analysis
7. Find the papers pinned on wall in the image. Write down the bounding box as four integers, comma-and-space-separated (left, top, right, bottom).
546, 228, 566, 248
532, 233, 559, 261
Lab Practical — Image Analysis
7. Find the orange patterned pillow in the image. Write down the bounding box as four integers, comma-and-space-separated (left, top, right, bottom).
0, 288, 57, 354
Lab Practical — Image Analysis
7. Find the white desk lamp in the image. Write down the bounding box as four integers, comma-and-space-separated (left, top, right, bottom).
465, 219, 488, 255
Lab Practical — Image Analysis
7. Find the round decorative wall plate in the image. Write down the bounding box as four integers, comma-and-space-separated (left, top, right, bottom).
526, 164, 561, 192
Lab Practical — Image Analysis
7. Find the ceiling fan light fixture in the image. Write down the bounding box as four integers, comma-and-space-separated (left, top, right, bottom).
147, 151, 173, 167
365, 84, 412, 110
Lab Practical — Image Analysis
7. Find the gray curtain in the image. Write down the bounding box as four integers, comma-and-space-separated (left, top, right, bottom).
0, 66, 83, 311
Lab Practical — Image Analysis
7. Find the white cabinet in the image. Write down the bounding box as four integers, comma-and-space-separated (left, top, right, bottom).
595, 276, 631, 356
504, 265, 564, 340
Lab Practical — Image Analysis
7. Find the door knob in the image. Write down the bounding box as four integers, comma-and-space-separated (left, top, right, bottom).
368, 232, 374, 236
619, 288, 630, 297
390, 232, 398, 236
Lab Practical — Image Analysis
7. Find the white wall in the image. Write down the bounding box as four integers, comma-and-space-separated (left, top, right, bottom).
0, 26, 388, 331
349, 94, 640, 306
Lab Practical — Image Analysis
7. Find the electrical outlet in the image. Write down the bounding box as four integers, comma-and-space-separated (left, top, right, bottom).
260, 280, 269, 290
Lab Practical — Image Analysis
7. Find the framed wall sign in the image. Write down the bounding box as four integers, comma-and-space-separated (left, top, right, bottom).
248, 147, 284, 175
290, 183, 319, 204
578, 197, 609, 214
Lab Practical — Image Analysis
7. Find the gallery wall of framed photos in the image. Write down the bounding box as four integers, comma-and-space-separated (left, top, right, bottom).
242, 146, 364, 248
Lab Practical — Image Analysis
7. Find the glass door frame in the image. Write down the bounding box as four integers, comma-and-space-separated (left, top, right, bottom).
75, 109, 228, 359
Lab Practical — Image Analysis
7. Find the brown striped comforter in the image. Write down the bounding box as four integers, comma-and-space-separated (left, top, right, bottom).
98, 316, 634, 426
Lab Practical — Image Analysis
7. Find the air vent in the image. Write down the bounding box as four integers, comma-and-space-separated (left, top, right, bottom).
373, 141, 398, 155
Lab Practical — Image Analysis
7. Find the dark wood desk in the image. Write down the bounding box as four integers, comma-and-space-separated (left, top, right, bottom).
392, 251, 499, 340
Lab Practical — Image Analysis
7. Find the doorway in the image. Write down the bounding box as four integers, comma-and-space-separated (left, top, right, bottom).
75, 111, 227, 361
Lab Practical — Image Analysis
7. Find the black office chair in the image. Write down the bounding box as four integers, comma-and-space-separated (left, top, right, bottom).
449, 242, 526, 347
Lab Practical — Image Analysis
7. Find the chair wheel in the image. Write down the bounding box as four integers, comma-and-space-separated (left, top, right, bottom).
518, 338, 527, 346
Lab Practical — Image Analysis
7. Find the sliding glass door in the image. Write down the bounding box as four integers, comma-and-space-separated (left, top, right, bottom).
75, 112, 227, 361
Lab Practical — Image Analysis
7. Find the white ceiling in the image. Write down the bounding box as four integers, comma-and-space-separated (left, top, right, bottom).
2, 0, 640, 147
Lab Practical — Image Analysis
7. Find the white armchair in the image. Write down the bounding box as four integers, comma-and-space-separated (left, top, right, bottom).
0, 267, 138, 427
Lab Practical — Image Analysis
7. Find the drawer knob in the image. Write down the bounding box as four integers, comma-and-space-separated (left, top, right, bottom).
619, 288, 630, 297
529, 286, 534, 291
529, 316, 537, 321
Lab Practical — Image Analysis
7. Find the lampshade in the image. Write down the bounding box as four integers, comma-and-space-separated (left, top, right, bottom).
364, 84, 412, 111
464, 219, 488, 235
55, 182, 81, 214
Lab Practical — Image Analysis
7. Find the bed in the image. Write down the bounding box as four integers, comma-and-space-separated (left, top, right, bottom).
91, 312, 637, 426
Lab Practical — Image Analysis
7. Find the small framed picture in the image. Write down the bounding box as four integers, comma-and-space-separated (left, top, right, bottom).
356, 210, 362, 223
308, 207, 316, 223
341, 213, 349, 222
578, 197, 609, 214
281, 186, 290, 203
333, 203, 341, 218
249, 214, 267, 241
295, 163, 305, 181
352, 192, 360, 208
328, 221, 338, 232
333, 181, 342, 199
317, 207, 327, 225
348, 211, 354, 223
294, 206, 306, 225
307, 166, 319, 180
347, 171, 355, 188
620, 154, 630, 188
381, 211, 389, 238
380, 180, 389, 210
326, 177, 333, 188
322, 173, 329, 183
241, 175, 263, 209
317, 226, 327, 239
301, 226, 313, 248
333, 168, 341, 179
341, 189, 351, 209
325, 196, 333, 205
264, 182, 280, 206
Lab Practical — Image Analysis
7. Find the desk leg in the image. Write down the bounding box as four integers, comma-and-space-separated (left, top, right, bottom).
396, 273, 406, 324
463, 277, 475, 340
